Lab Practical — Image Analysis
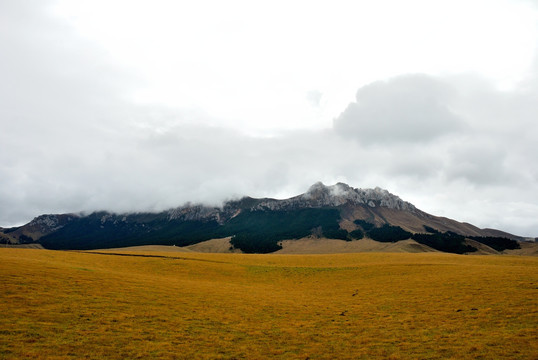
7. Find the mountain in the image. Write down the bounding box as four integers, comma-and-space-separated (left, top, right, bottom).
1, 182, 531, 254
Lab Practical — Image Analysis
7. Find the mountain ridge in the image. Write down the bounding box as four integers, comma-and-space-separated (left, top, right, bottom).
1, 182, 532, 254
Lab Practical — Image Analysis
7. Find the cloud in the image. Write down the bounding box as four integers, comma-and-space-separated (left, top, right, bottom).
445, 139, 511, 185
1, 1, 537, 238
306, 90, 323, 107
333, 74, 464, 145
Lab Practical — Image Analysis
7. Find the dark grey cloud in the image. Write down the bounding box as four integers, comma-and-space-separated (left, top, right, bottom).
333, 75, 464, 145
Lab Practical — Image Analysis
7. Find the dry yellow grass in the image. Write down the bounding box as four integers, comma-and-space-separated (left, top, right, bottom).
1, 248, 537, 359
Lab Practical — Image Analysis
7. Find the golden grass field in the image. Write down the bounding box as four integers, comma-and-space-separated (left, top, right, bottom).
1, 248, 537, 359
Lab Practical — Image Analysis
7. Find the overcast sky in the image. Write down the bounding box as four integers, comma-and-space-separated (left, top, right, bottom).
1, 0, 537, 237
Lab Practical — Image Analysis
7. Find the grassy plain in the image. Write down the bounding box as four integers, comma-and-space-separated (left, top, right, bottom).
1, 248, 537, 359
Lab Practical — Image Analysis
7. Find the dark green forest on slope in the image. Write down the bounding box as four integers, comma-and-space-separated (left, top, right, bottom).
40, 209, 344, 253
39, 210, 521, 254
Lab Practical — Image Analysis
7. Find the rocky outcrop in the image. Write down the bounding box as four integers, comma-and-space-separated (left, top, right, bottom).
1, 214, 79, 243
28, 214, 78, 235
168, 204, 220, 222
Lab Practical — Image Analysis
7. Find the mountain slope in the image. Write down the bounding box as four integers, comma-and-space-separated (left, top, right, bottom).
1, 182, 530, 254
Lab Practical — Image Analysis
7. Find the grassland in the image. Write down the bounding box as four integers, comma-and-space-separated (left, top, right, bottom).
1, 249, 537, 359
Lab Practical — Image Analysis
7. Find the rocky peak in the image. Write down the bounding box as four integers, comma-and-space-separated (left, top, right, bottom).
305, 182, 352, 199
253, 182, 417, 212
305, 181, 329, 196
299, 182, 354, 207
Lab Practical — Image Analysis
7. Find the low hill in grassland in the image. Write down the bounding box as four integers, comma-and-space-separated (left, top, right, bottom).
275, 237, 437, 254
95, 237, 438, 254
464, 239, 501, 255
95, 236, 538, 256
97, 238, 239, 254
186, 237, 240, 253
503, 241, 538, 256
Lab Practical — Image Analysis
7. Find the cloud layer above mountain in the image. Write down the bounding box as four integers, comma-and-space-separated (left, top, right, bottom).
1, 1, 537, 237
